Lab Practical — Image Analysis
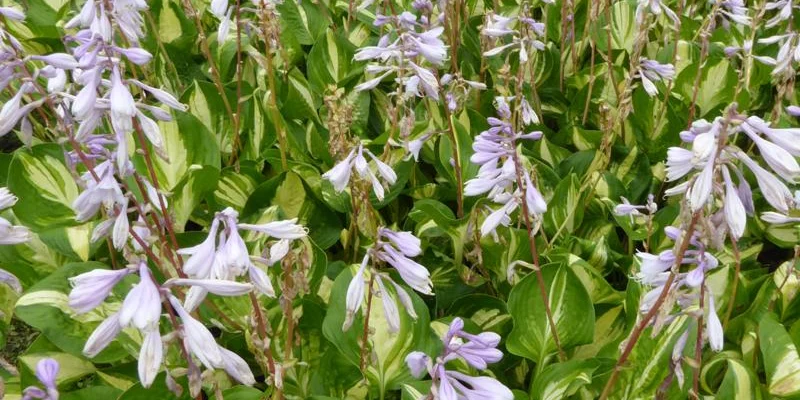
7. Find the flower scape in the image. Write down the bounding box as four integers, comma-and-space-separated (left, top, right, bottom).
0, 0, 800, 398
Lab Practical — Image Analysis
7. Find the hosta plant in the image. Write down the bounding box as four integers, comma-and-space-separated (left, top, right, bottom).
0, 0, 800, 398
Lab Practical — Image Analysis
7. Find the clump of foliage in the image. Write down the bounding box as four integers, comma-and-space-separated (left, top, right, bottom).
1, 0, 800, 398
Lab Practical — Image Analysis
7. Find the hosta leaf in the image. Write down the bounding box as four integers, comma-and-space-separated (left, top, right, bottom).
322, 266, 433, 395
8, 144, 79, 230
531, 359, 607, 400
506, 264, 594, 361
169, 165, 220, 232
611, 317, 689, 399
716, 359, 761, 400
14, 262, 129, 363
759, 313, 800, 397
544, 173, 585, 237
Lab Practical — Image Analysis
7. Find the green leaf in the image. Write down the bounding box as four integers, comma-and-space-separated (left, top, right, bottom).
321, 266, 433, 394
170, 165, 220, 232
759, 313, 800, 397
531, 359, 606, 400
506, 264, 594, 361
544, 174, 585, 237
716, 359, 762, 400
8, 144, 80, 230
14, 262, 130, 362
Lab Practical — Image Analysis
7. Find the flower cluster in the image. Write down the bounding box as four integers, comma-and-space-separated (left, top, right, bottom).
638, 58, 675, 97
405, 318, 512, 399
67, 209, 305, 387
344, 228, 432, 332
354, 10, 448, 98
322, 143, 397, 201
465, 99, 546, 237
482, 10, 546, 63
635, 227, 724, 384
665, 111, 800, 240
176, 207, 307, 310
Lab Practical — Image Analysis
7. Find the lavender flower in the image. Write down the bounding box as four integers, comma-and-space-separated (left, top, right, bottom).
175, 208, 305, 309
636, 228, 724, 352
638, 58, 675, 97
73, 262, 164, 387
614, 194, 657, 223
353, 10, 447, 98
635, 0, 680, 25
0, 187, 30, 245
464, 99, 546, 237
322, 144, 397, 201
405, 318, 512, 400
68, 268, 132, 313
482, 11, 545, 62
342, 228, 432, 332
22, 358, 59, 400
665, 111, 800, 239
0, 187, 29, 292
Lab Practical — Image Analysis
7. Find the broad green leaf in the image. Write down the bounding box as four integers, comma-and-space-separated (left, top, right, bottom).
14, 262, 130, 363
322, 266, 433, 395
716, 359, 761, 400
506, 264, 594, 361
531, 359, 606, 400
544, 174, 585, 237
759, 313, 800, 397
8, 144, 79, 230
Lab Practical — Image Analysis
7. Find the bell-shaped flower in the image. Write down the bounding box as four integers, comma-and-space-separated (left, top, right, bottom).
119, 263, 162, 330
248, 261, 276, 297
165, 278, 253, 296
343, 254, 369, 331
376, 244, 433, 295
169, 296, 224, 369
219, 346, 256, 385
444, 371, 514, 400
34, 358, 59, 396
238, 218, 307, 240
138, 327, 163, 388
219, 223, 250, 275
69, 268, 132, 313
405, 351, 431, 378
31, 53, 79, 69
210, 0, 228, 17
0, 216, 30, 245
687, 157, 715, 212
721, 166, 746, 238
375, 275, 401, 333
83, 312, 122, 357
378, 228, 421, 257
736, 151, 793, 212
109, 69, 136, 133
322, 149, 356, 191
707, 295, 724, 351
178, 219, 220, 278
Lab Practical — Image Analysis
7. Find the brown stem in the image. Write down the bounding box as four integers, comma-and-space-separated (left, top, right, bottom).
598, 212, 702, 400
132, 122, 183, 265
722, 237, 741, 326
692, 284, 706, 399
249, 292, 279, 395
443, 107, 464, 218
258, 3, 289, 170
228, 0, 245, 166
179, 0, 236, 126
359, 274, 376, 372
